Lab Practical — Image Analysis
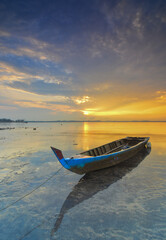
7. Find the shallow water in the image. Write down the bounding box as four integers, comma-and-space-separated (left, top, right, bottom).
0, 122, 166, 240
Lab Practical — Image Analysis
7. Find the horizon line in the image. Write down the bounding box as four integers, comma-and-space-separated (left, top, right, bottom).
27, 120, 166, 122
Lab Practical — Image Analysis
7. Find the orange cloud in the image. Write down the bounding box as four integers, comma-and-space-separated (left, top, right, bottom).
82, 98, 166, 120
14, 100, 78, 114
0, 105, 17, 110
156, 90, 166, 103
0, 62, 43, 83
0, 85, 69, 102
72, 96, 91, 104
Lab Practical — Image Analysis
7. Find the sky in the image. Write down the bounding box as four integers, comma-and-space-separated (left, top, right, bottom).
0, 0, 166, 121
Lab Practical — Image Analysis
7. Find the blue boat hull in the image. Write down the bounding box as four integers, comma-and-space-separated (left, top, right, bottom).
51, 137, 150, 175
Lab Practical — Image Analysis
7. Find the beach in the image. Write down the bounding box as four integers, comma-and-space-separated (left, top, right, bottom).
0, 122, 166, 240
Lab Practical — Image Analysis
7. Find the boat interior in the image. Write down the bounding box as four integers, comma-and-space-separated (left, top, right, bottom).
80, 137, 146, 157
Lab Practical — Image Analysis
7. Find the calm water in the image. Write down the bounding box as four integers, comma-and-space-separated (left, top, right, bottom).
0, 122, 166, 240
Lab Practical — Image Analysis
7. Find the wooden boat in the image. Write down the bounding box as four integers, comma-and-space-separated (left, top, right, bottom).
51, 146, 151, 235
51, 137, 150, 175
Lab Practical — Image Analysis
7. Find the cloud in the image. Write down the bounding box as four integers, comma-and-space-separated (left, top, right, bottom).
14, 100, 77, 113
0, 62, 44, 84
156, 90, 166, 103
0, 56, 73, 93
82, 97, 166, 121
0, 85, 93, 115
72, 96, 91, 105
0, 85, 70, 102
0, 33, 63, 63
0, 30, 10, 37
0, 105, 17, 110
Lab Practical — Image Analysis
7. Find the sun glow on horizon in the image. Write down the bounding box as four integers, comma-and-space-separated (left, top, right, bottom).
0, 83, 166, 120
81, 97, 166, 121
82, 111, 89, 115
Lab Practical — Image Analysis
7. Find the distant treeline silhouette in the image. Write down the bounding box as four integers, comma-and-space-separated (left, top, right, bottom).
0, 118, 26, 123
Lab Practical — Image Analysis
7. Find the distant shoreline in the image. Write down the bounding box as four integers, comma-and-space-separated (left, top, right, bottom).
27, 120, 166, 123
0, 119, 27, 123
0, 119, 165, 123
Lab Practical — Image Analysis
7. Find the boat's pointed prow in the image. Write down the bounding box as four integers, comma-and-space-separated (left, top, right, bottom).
51, 147, 64, 161
51, 147, 70, 170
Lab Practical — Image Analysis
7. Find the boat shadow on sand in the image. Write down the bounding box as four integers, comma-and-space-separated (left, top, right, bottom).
51, 146, 151, 237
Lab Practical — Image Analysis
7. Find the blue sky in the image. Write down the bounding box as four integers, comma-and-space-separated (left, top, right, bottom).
0, 0, 166, 120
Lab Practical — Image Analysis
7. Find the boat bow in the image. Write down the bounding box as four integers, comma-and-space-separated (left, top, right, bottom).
51, 147, 70, 170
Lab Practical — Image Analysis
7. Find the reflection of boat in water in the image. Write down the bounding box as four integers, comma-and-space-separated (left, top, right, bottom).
51, 145, 151, 236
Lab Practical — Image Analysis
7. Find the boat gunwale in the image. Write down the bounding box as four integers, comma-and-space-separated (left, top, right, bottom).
66, 137, 150, 161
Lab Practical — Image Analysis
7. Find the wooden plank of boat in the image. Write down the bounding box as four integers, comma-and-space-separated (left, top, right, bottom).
51, 137, 150, 175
